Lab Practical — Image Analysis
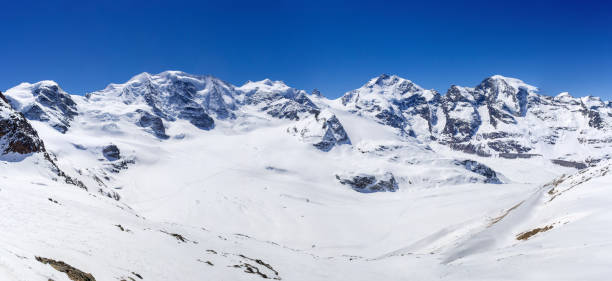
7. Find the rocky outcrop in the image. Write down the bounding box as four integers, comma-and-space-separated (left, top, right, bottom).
102, 144, 121, 161
551, 159, 588, 169
454, 160, 502, 184
36, 256, 96, 281
135, 109, 169, 139
336, 172, 399, 193
0, 91, 45, 155
287, 109, 351, 151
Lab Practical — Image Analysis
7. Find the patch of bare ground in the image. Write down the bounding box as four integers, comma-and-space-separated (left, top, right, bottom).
489, 201, 523, 227
516, 225, 553, 240
160, 230, 197, 244
226, 254, 281, 280
35, 256, 95, 281
548, 166, 610, 202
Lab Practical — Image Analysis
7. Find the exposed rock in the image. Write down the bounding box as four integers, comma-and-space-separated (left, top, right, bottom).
0, 91, 46, 155
102, 144, 121, 161
230, 254, 281, 280
498, 153, 541, 159
178, 106, 215, 130
551, 159, 587, 169
454, 160, 502, 184
516, 225, 553, 240
135, 109, 169, 139
336, 172, 398, 193
311, 89, 322, 97
36, 256, 96, 281
287, 109, 351, 151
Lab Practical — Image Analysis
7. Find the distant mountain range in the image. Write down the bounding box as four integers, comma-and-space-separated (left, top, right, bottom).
1, 71, 611, 280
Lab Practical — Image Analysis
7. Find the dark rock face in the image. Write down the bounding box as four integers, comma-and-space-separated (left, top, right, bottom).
449, 143, 491, 157
136, 109, 169, 139
287, 110, 351, 152
0, 92, 45, 155
311, 89, 322, 97
312, 112, 351, 152
487, 140, 532, 153
374, 109, 406, 129
585, 110, 604, 129
336, 172, 398, 193
455, 160, 502, 184
476, 77, 528, 117
178, 106, 215, 130
102, 144, 121, 161
498, 153, 541, 159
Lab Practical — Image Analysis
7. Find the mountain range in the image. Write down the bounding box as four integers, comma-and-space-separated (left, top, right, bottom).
1, 71, 611, 280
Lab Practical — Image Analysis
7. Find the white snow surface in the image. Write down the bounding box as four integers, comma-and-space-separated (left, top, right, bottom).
1, 72, 612, 280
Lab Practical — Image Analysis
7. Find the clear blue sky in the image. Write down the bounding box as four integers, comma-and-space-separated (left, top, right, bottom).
1, 0, 611, 99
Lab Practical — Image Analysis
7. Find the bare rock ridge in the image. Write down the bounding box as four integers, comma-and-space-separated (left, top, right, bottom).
336, 172, 399, 193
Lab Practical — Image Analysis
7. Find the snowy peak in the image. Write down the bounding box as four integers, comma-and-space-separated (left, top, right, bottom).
339, 74, 439, 132
238, 79, 296, 99
474, 75, 537, 117
4, 81, 78, 133
485, 75, 538, 92
238, 79, 319, 120
358, 74, 431, 99
86, 71, 243, 133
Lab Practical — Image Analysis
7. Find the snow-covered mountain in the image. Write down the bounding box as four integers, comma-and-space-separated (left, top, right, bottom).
1, 71, 611, 280
336, 74, 611, 165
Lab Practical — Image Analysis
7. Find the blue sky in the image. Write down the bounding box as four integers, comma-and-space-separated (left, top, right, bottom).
1, 0, 611, 99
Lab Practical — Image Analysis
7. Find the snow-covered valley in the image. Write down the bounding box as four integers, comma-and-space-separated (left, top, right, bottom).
1, 71, 611, 280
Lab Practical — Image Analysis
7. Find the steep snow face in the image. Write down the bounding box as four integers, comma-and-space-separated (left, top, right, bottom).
4, 81, 78, 133
237, 79, 319, 120
339, 74, 440, 137
86, 71, 240, 132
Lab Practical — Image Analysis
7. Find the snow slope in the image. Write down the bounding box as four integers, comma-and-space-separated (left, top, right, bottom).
1, 72, 612, 280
